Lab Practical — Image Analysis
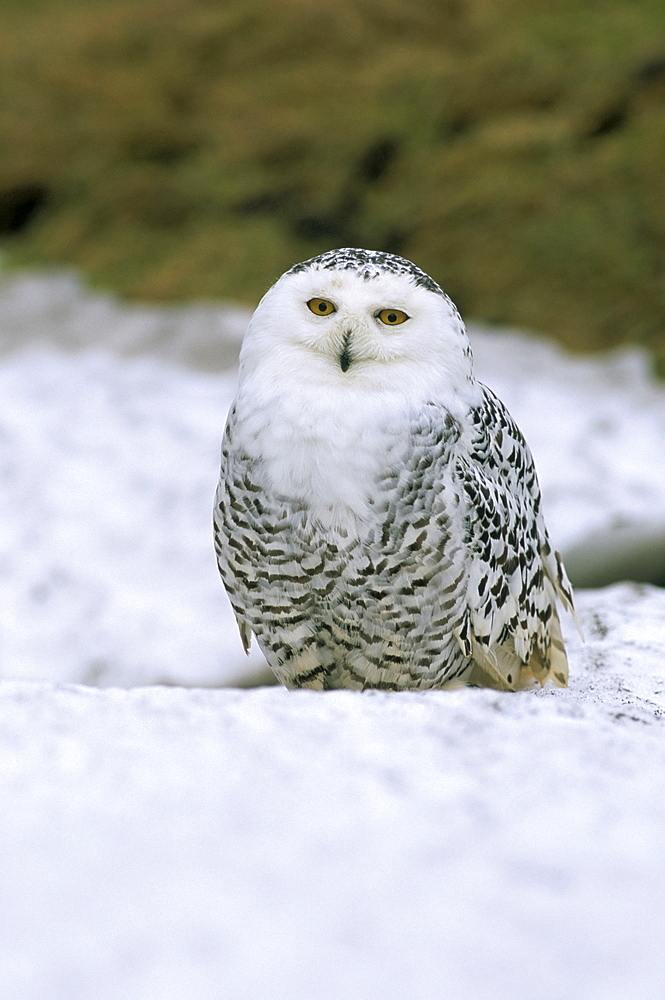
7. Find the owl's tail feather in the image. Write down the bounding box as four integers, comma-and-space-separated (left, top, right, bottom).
547, 547, 584, 642
466, 600, 569, 692
521, 603, 569, 689
467, 637, 523, 691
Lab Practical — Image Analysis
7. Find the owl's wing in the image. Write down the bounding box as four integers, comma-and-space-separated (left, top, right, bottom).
453, 384, 579, 690
213, 405, 257, 656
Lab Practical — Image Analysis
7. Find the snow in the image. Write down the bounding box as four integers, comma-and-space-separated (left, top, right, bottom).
0, 348, 265, 688
2, 586, 665, 1000
1, 268, 665, 998
0, 267, 249, 369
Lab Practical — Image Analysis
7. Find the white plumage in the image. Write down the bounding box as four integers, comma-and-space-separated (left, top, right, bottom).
214, 248, 579, 690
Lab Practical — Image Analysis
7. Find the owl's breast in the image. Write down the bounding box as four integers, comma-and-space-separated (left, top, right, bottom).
233, 382, 418, 538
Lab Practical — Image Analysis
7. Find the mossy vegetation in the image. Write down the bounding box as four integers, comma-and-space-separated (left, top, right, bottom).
1, 0, 664, 362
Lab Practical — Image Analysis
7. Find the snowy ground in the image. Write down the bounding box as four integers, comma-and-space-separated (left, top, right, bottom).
2, 586, 665, 1000
1, 269, 665, 998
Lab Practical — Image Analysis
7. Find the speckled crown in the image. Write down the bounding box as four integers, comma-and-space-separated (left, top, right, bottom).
286, 248, 445, 297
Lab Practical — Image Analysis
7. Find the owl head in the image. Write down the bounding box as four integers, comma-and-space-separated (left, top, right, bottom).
238, 248, 476, 402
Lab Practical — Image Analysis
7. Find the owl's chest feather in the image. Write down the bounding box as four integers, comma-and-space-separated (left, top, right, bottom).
234, 385, 415, 535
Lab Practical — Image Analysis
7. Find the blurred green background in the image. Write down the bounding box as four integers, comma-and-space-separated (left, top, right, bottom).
1, 0, 664, 364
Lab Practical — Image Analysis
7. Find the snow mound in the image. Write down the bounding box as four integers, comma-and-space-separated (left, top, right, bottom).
0, 268, 248, 369
1, 584, 664, 1000
0, 349, 263, 687
560, 581, 665, 717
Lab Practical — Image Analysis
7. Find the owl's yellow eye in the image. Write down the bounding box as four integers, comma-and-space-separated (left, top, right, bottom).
307, 298, 336, 316
377, 308, 409, 326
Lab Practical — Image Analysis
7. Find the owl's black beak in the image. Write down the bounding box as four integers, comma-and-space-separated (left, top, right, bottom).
339, 332, 352, 372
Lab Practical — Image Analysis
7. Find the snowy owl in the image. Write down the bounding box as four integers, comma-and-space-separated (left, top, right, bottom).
214, 248, 578, 691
